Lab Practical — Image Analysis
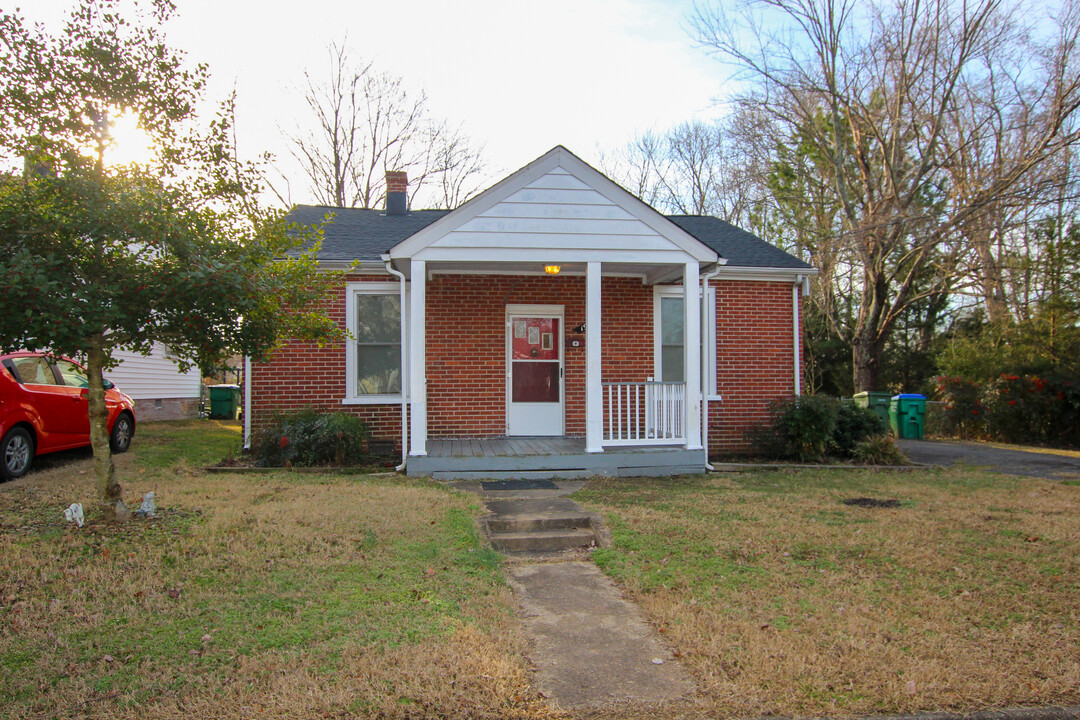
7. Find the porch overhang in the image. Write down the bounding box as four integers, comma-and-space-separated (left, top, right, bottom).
385, 255, 725, 283
403, 257, 709, 463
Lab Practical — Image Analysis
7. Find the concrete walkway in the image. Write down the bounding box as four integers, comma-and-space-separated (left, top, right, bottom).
509, 562, 694, 708
450, 479, 695, 710
898, 439, 1080, 480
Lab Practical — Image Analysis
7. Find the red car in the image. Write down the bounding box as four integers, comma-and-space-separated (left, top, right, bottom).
1, 351, 135, 480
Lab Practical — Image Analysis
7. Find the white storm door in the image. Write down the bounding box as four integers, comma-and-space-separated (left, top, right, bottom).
507, 308, 564, 436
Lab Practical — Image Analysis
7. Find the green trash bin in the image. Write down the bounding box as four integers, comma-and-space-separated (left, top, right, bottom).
208, 384, 241, 420
853, 391, 892, 431
889, 393, 926, 439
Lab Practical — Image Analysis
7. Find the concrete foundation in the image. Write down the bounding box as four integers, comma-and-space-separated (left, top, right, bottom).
131, 397, 200, 422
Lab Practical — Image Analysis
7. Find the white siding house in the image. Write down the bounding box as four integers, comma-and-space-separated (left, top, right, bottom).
106, 343, 202, 421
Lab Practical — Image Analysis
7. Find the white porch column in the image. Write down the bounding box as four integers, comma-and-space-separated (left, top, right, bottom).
683, 261, 702, 450
409, 259, 427, 456
585, 261, 603, 453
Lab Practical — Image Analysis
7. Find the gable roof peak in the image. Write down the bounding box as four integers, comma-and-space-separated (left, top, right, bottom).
388, 144, 719, 263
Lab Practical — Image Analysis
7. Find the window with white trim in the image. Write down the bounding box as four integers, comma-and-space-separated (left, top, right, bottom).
344, 282, 408, 404
658, 296, 684, 382
653, 285, 718, 396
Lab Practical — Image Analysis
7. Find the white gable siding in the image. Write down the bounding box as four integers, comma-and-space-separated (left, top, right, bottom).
106, 343, 202, 400
426, 168, 676, 253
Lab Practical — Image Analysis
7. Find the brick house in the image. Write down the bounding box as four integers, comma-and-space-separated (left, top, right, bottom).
245, 146, 815, 478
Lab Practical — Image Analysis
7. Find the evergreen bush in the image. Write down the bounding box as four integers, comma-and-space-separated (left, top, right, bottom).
747, 395, 838, 462
831, 402, 888, 458
252, 410, 370, 467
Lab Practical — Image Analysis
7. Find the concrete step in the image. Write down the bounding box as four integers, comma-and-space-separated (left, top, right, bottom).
489, 528, 599, 553
484, 498, 585, 515
485, 513, 592, 534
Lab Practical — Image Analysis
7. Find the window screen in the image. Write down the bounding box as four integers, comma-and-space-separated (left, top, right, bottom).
660, 296, 684, 383
356, 294, 401, 395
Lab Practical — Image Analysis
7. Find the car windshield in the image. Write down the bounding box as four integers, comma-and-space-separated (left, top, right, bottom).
53, 359, 89, 388
11, 356, 57, 385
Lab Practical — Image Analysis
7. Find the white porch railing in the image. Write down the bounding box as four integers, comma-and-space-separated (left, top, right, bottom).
602, 381, 686, 446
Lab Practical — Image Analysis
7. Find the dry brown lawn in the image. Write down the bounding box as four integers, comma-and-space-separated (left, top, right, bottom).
0, 421, 550, 720
576, 469, 1080, 719
4, 421, 1078, 719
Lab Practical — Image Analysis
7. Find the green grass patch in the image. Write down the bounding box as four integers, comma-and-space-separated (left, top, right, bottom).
131, 418, 243, 469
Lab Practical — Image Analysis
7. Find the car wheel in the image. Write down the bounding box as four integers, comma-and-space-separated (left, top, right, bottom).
1, 427, 34, 480
110, 412, 133, 453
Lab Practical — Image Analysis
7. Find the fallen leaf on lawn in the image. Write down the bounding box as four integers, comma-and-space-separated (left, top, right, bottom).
425, 567, 436, 577
166, 588, 181, 599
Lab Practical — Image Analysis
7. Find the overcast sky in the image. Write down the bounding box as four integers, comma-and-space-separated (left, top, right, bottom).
22, 0, 728, 207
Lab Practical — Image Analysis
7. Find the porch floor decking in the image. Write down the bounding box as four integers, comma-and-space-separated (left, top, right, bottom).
409, 436, 706, 480
428, 437, 586, 458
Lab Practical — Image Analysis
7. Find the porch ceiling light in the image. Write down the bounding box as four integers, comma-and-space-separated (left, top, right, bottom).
544, 264, 561, 275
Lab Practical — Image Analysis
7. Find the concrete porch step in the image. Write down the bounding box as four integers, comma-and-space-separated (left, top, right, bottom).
488, 528, 599, 553
485, 513, 592, 534
479, 497, 606, 555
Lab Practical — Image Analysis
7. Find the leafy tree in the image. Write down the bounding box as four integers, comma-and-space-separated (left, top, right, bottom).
0, 1, 341, 521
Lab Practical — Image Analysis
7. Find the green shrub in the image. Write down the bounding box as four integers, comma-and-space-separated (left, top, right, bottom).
830, 402, 887, 458
851, 435, 906, 465
747, 395, 838, 462
253, 410, 370, 467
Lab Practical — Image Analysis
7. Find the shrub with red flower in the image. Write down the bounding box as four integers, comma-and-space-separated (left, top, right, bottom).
935, 375, 985, 439
940, 372, 1080, 447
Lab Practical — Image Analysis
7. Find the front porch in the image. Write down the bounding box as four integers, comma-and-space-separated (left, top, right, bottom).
406, 436, 706, 479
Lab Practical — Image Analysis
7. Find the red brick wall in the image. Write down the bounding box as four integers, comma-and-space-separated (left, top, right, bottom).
708, 278, 799, 455
250, 273, 803, 457
249, 273, 406, 451
426, 274, 652, 437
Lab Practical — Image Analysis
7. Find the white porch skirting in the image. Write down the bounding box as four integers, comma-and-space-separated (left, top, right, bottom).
406, 437, 706, 480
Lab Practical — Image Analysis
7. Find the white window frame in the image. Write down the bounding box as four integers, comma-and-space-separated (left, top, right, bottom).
343, 281, 409, 405
653, 285, 718, 398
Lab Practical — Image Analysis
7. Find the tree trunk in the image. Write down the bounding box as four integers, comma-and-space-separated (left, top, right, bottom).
852, 329, 880, 393
968, 222, 1012, 324
87, 333, 128, 523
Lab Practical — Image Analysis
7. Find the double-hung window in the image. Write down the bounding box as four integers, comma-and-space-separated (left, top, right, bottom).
653, 285, 718, 396
658, 295, 685, 383
344, 282, 407, 404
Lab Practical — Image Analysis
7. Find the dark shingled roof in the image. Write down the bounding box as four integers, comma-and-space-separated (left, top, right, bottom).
286, 205, 811, 270
286, 205, 449, 262
666, 215, 812, 270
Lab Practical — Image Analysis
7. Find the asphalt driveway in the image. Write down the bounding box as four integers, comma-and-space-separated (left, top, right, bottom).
898, 439, 1080, 480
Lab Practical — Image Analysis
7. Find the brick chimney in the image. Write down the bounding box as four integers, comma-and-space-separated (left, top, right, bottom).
385, 171, 407, 215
